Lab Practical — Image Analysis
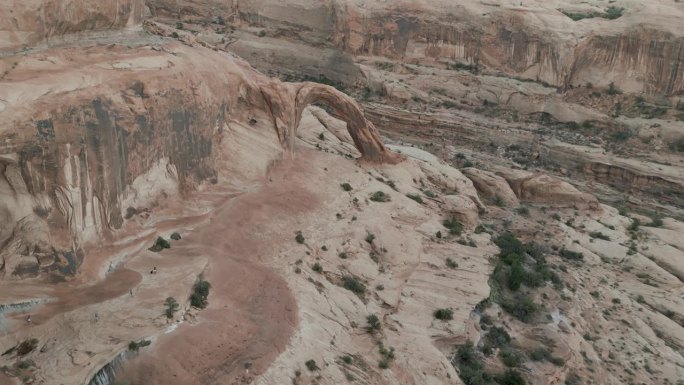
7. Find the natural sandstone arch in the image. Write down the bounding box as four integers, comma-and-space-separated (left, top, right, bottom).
259, 80, 401, 163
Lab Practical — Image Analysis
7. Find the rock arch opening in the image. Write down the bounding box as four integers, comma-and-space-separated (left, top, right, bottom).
260, 81, 400, 164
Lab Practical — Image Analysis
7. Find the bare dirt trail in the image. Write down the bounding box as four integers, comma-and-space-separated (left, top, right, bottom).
114, 151, 323, 385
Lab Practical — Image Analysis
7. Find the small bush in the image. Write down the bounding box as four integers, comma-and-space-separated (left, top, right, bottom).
434, 308, 454, 321
628, 218, 640, 232
318, 132, 325, 140
648, 217, 664, 227
406, 193, 424, 204
605, 6, 624, 19
559, 249, 584, 261
366, 314, 381, 332
607, 82, 621, 95
487, 326, 511, 347
149, 237, 171, 252
610, 129, 632, 142
338, 252, 348, 259
589, 231, 610, 241
170, 232, 181, 240
446, 257, 458, 269
496, 370, 526, 385
16, 339, 39, 356
365, 232, 376, 244
164, 297, 179, 318
516, 206, 530, 216
501, 295, 537, 323
190, 278, 211, 308
295, 232, 305, 244
499, 347, 524, 367
370, 191, 391, 202
128, 340, 151, 352
342, 276, 366, 295
341, 183, 353, 192
305, 359, 319, 371
443, 218, 463, 235
312, 263, 322, 273
378, 343, 395, 369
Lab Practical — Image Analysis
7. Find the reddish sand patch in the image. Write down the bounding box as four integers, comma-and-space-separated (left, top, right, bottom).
114, 152, 321, 384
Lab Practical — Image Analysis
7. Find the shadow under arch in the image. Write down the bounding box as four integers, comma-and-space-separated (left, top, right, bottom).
260, 81, 401, 164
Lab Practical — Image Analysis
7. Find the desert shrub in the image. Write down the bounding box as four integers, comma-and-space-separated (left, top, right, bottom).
496, 370, 526, 385
338, 252, 348, 259
446, 257, 458, 269
295, 232, 305, 244
605, 6, 624, 19
501, 295, 537, 323
565, 372, 582, 385
487, 326, 511, 347
559, 249, 584, 261
342, 276, 366, 295
610, 129, 632, 142
149, 237, 171, 252
164, 297, 179, 318
494, 233, 526, 259
443, 217, 463, 235
170, 232, 181, 240
341, 183, 353, 192
370, 191, 391, 202
128, 340, 151, 352
305, 359, 319, 371
190, 278, 211, 308
312, 263, 322, 273
366, 314, 381, 332
406, 193, 424, 204
628, 218, 640, 232
499, 347, 524, 367
607, 82, 621, 95
493, 195, 505, 207
16, 339, 39, 356
670, 137, 684, 152
365, 232, 376, 244
516, 206, 530, 216
589, 231, 610, 241
434, 308, 454, 321
377, 343, 396, 369
648, 217, 664, 227
451, 341, 499, 385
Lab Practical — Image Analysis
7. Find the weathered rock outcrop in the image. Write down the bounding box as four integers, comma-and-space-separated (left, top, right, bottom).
152, 0, 684, 96
499, 170, 600, 209
0, 0, 149, 53
461, 167, 520, 208
0, 19, 394, 279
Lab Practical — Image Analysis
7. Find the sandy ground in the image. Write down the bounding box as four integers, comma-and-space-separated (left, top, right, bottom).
113, 153, 325, 384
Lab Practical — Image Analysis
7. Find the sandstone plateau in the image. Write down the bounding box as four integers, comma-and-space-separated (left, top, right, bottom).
0, 1, 683, 385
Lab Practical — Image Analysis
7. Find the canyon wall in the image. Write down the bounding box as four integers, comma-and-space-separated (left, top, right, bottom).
0, 11, 392, 279
154, 0, 684, 96
0, 0, 149, 53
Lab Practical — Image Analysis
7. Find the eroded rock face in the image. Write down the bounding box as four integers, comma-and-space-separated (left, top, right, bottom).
0, 0, 149, 53
461, 167, 520, 208
499, 170, 601, 210
156, 0, 684, 96
0, 26, 394, 279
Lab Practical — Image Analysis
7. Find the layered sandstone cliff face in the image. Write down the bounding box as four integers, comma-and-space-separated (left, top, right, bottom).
149, 0, 684, 96
0, 9, 393, 279
0, 0, 149, 53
